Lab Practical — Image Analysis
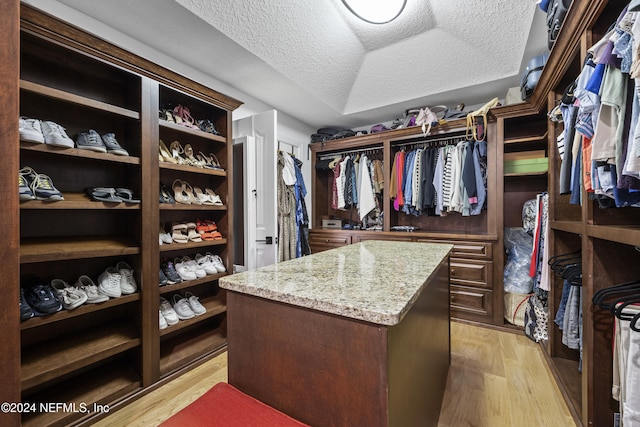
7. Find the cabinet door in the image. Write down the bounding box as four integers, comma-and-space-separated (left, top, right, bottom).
450, 285, 493, 318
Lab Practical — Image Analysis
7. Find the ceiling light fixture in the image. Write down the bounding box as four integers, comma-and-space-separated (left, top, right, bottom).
341, 0, 407, 24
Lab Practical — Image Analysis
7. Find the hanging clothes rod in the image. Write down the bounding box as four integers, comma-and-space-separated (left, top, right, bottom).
317, 145, 384, 160
393, 134, 466, 148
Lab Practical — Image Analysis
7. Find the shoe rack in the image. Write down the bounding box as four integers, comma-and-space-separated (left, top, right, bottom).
10, 5, 241, 426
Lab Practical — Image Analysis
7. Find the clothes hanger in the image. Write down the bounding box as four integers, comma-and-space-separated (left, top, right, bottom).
592, 279, 640, 310
613, 298, 640, 320
631, 311, 640, 332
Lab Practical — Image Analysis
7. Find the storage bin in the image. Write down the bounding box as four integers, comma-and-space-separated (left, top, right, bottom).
504, 157, 548, 175
504, 291, 532, 327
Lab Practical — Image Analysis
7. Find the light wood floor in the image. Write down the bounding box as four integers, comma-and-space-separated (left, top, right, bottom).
95, 322, 577, 427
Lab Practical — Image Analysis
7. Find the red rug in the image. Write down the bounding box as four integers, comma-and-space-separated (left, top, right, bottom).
160, 382, 309, 426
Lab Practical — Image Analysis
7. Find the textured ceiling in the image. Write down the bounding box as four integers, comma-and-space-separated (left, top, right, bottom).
46, 0, 548, 129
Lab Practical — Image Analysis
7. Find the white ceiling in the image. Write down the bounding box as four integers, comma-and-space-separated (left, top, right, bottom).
48, 0, 549, 129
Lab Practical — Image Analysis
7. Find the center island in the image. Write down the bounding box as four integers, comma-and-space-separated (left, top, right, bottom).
219, 240, 452, 427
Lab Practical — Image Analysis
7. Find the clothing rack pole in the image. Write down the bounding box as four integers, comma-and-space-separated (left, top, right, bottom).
317, 145, 383, 160
393, 134, 466, 149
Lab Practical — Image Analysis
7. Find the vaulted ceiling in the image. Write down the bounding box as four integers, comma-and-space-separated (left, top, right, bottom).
44, 0, 549, 128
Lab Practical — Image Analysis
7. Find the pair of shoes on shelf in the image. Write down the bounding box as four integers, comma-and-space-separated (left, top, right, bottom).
171, 222, 202, 244
159, 292, 206, 327
76, 130, 129, 155
195, 220, 223, 240
86, 187, 140, 203
75, 275, 110, 304
172, 292, 207, 320
21, 277, 63, 317
50, 278, 88, 310
196, 119, 221, 136
195, 252, 226, 274
173, 104, 200, 130
197, 151, 224, 171
20, 117, 74, 147
19, 166, 64, 201
161, 259, 182, 285
174, 256, 206, 281
168, 140, 205, 167
97, 261, 138, 298
172, 179, 223, 206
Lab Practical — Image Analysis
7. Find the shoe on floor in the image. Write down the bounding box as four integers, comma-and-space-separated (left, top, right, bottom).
185, 292, 206, 316
19, 117, 45, 144
101, 133, 129, 156
41, 120, 74, 148
115, 261, 137, 294
76, 129, 107, 153
161, 260, 182, 285
50, 278, 88, 310
19, 170, 35, 201
75, 275, 109, 303
172, 294, 195, 320
159, 309, 168, 330
22, 277, 63, 316
98, 267, 122, 298
160, 297, 179, 325
20, 287, 34, 321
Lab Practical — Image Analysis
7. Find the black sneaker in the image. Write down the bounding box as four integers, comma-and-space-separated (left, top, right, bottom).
161, 260, 182, 285
23, 277, 63, 316
20, 287, 34, 321
159, 268, 169, 286
101, 133, 129, 156
76, 130, 107, 153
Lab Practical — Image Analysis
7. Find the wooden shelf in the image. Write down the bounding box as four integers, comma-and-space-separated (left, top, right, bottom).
159, 238, 228, 253
159, 161, 227, 177
159, 203, 228, 211
550, 220, 583, 235
21, 321, 141, 391
20, 293, 140, 331
159, 273, 228, 294
20, 80, 139, 119
20, 237, 139, 263
159, 296, 227, 337
159, 119, 227, 143
20, 192, 141, 210
21, 360, 141, 427
503, 131, 548, 145
20, 141, 141, 165
504, 170, 548, 178
586, 224, 640, 247
159, 327, 227, 377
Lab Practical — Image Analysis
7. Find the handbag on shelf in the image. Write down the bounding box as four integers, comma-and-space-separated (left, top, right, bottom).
465, 97, 499, 141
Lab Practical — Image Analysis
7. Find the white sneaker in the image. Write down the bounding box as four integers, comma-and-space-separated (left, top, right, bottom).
41, 120, 74, 148
208, 253, 227, 273
181, 256, 206, 278
172, 294, 195, 320
19, 117, 44, 144
195, 253, 218, 275
173, 257, 197, 281
50, 278, 87, 309
98, 267, 122, 298
75, 275, 109, 303
160, 297, 179, 325
185, 292, 206, 316
116, 261, 137, 294
159, 309, 168, 330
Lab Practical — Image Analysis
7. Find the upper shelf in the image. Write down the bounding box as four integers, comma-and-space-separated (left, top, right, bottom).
20, 80, 139, 119
159, 119, 227, 144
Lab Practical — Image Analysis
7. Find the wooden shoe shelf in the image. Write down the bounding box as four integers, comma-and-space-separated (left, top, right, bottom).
10, 4, 241, 426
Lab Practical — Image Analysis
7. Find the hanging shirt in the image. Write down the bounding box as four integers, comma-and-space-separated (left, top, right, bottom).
358, 155, 376, 220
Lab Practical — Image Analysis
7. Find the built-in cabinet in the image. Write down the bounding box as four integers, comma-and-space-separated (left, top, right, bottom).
309, 122, 503, 326
3, 5, 241, 426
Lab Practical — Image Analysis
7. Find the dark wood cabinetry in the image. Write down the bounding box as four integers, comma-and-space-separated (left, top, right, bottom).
309, 125, 501, 325
1, 5, 241, 426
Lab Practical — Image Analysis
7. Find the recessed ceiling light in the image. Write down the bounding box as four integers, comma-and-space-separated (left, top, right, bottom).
341, 0, 407, 24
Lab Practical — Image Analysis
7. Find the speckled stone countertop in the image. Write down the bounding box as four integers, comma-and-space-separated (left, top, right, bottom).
219, 240, 452, 326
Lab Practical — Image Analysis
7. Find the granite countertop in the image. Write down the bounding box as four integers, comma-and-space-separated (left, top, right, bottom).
219, 240, 452, 326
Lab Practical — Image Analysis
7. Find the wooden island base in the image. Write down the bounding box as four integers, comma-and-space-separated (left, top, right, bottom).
226, 257, 450, 427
